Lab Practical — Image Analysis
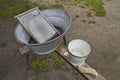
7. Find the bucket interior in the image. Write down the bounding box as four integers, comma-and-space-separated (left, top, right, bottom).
68, 39, 91, 57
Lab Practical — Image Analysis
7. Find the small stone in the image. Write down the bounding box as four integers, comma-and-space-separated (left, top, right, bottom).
19, 46, 30, 55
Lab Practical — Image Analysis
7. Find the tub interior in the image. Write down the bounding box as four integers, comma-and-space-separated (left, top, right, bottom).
15, 9, 71, 45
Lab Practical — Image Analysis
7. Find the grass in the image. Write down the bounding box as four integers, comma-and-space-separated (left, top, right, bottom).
52, 52, 65, 68
38, 4, 64, 10
32, 60, 49, 72
32, 51, 66, 71
55, 0, 80, 5
0, 5, 30, 18
86, 11, 95, 17
0, 0, 105, 17
0, 0, 63, 18
0, 0, 15, 4
84, 0, 106, 16
0, 0, 32, 18
55, 0, 106, 16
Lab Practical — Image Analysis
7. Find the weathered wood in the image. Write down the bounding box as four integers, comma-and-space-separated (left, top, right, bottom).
56, 45, 106, 80
14, 7, 58, 43
19, 45, 106, 80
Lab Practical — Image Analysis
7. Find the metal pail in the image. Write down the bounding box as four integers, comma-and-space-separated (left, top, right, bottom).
14, 9, 71, 55
68, 39, 91, 66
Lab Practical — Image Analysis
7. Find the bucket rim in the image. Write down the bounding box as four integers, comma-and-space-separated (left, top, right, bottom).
68, 39, 92, 58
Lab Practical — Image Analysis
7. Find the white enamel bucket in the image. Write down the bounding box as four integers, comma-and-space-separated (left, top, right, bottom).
68, 39, 91, 66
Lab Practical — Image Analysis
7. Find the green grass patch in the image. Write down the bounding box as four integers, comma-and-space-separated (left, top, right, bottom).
84, 0, 106, 16
0, 0, 63, 18
32, 60, 49, 72
38, 4, 64, 10
52, 52, 65, 68
0, 0, 16, 4
0, 0, 32, 18
55, 0, 106, 16
0, 5, 30, 18
55, 0, 80, 5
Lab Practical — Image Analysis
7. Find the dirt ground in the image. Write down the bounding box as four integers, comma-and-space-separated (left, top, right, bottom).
0, 0, 120, 80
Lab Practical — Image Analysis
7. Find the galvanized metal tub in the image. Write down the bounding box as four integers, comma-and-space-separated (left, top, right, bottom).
14, 9, 71, 55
